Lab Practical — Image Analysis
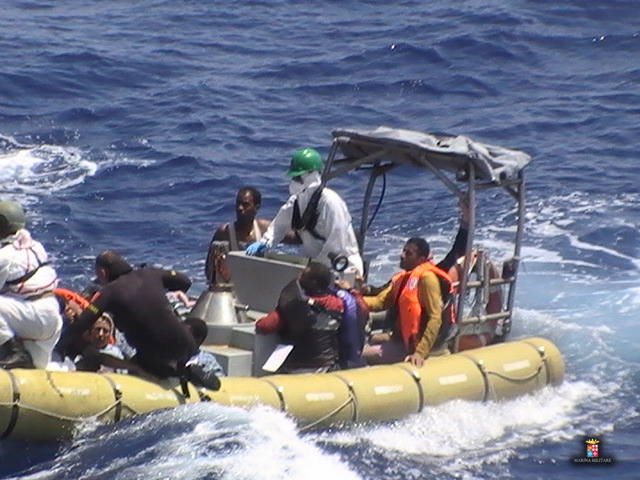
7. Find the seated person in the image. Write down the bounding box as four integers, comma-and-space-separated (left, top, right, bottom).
356, 196, 470, 296
332, 286, 369, 370
210, 187, 270, 250
255, 261, 368, 373
52, 290, 125, 372
349, 198, 470, 368
358, 238, 454, 368
206, 186, 300, 284
75, 314, 126, 373
183, 317, 225, 378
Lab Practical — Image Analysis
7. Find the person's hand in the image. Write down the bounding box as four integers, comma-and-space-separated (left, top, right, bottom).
246, 241, 266, 256
63, 300, 84, 322
368, 332, 391, 345
334, 279, 352, 290
404, 352, 425, 368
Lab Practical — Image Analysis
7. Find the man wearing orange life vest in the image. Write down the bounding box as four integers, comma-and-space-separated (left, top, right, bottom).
358, 199, 470, 368
360, 238, 454, 368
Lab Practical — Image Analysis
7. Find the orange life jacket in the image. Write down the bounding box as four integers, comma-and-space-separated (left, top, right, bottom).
391, 262, 454, 351
53, 288, 89, 309
54, 288, 118, 345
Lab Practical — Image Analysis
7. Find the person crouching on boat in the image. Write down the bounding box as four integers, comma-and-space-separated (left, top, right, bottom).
183, 317, 225, 380
246, 148, 364, 276
255, 261, 368, 373
56, 250, 219, 390
0, 201, 63, 370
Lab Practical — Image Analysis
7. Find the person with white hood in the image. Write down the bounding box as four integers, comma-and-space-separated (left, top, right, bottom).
0, 201, 63, 369
246, 148, 364, 276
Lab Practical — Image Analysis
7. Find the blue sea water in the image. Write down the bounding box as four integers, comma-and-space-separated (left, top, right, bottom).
0, 0, 639, 478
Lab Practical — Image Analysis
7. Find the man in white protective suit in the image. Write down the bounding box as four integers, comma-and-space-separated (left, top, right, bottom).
0, 201, 63, 369
246, 148, 364, 276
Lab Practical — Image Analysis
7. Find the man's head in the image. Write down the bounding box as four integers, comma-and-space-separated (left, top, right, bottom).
298, 261, 333, 295
400, 237, 430, 271
0, 201, 25, 239
184, 317, 208, 347
88, 315, 114, 349
235, 187, 261, 223
95, 250, 133, 283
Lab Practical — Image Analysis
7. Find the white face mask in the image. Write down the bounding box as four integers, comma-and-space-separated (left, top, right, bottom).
289, 179, 305, 196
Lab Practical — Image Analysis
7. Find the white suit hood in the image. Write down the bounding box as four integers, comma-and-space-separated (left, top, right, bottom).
261, 170, 364, 275
288, 171, 321, 198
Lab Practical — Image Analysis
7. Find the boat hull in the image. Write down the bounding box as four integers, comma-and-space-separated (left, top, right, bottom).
0, 336, 563, 442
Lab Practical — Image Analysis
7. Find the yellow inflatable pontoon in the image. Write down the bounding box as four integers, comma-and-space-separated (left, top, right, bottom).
0, 337, 563, 442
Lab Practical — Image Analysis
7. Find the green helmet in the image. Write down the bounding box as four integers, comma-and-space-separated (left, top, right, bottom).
0, 201, 25, 237
287, 148, 324, 177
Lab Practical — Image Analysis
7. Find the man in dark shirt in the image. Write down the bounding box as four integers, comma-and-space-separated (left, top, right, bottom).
58, 251, 218, 389
256, 261, 368, 373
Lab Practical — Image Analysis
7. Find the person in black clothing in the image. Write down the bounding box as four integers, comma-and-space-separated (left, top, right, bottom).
256, 261, 368, 373
57, 250, 219, 390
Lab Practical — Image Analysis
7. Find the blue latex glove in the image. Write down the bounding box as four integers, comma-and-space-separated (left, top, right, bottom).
246, 241, 267, 256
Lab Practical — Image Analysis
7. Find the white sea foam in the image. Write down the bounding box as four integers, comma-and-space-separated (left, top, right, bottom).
17, 403, 361, 480
0, 135, 157, 200
311, 378, 611, 479
526, 191, 640, 269
0, 139, 97, 196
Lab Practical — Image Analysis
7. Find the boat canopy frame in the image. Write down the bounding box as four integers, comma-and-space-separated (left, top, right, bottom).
319, 126, 531, 344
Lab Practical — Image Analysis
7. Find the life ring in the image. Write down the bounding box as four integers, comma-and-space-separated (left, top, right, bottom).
447, 252, 503, 351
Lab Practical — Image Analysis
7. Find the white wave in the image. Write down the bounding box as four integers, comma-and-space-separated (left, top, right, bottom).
10, 403, 361, 480
566, 232, 640, 270
618, 285, 640, 314
314, 380, 615, 478
0, 139, 97, 195
525, 191, 640, 269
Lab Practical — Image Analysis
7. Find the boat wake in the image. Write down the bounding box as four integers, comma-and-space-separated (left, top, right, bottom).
6, 404, 362, 480
311, 379, 601, 479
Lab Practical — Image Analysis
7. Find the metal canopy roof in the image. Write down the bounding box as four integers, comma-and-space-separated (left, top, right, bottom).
331, 126, 531, 183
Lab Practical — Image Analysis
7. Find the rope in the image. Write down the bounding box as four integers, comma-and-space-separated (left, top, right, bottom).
0, 398, 125, 422
485, 363, 544, 383
298, 391, 356, 432
483, 357, 547, 402
45, 370, 65, 397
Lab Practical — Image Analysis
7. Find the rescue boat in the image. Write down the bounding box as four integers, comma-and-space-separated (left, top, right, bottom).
0, 127, 565, 442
